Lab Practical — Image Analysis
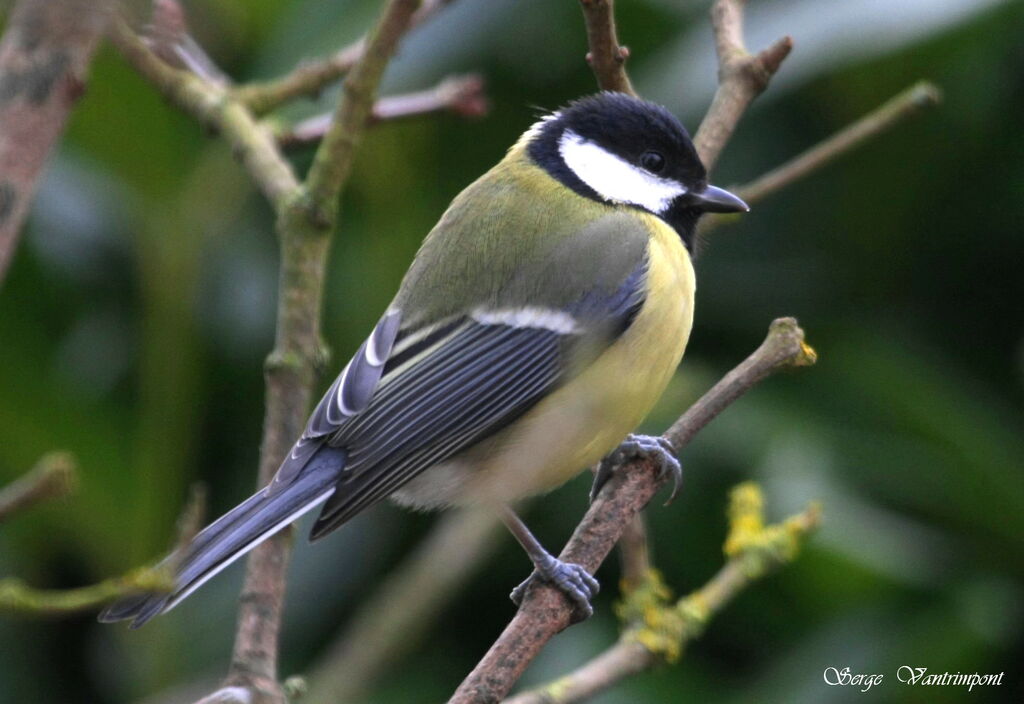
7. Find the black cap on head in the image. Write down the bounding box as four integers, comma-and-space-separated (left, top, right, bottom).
526, 92, 748, 252
557, 92, 707, 186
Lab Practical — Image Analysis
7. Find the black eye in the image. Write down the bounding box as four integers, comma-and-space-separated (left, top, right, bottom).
640, 150, 666, 174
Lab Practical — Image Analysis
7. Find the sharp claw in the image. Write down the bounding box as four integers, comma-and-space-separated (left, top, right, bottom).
590, 455, 618, 503
509, 560, 599, 622
510, 576, 531, 606
594, 434, 683, 505
655, 437, 683, 506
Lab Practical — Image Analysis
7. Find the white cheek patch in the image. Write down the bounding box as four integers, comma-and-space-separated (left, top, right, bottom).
472, 306, 580, 335
558, 129, 686, 213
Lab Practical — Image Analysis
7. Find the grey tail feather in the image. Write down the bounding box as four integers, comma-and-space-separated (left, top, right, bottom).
99, 445, 346, 628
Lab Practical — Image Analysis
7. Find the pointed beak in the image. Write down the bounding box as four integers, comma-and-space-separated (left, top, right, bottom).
687, 184, 749, 213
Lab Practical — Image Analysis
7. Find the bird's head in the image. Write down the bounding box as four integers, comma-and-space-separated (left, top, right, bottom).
524, 92, 748, 252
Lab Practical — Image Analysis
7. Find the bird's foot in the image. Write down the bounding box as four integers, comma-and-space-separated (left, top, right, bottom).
510, 555, 600, 622
591, 433, 682, 505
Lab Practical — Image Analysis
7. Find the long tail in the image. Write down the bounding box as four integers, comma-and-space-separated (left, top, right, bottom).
99, 446, 346, 628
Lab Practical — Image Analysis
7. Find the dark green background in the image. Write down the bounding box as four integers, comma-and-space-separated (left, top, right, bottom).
1, 0, 1021, 702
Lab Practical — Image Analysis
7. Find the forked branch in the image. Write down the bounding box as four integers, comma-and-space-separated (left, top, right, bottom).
233, 0, 456, 115
694, 0, 793, 170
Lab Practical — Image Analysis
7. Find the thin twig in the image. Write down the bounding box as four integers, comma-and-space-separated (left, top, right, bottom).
0, 0, 111, 284
233, 0, 456, 116
697, 81, 941, 237
0, 461, 204, 617
578, 0, 634, 95
167, 483, 208, 567
107, 16, 300, 210
144, 0, 230, 86
303, 0, 422, 226
0, 452, 78, 524
0, 567, 173, 616
735, 81, 942, 205
505, 485, 822, 704
304, 509, 503, 704
373, 74, 487, 121
278, 74, 488, 148
693, 0, 793, 171
664, 318, 815, 450
450, 318, 816, 703
617, 516, 651, 589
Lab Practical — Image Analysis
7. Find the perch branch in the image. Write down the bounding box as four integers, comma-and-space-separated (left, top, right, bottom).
693, 0, 793, 171
0, 452, 77, 524
505, 484, 821, 704
278, 74, 488, 148
450, 318, 816, 703
233, 0, 455, 116
0, 0, 110, 284
578, 0, 635, 95
664, 318, 815, 450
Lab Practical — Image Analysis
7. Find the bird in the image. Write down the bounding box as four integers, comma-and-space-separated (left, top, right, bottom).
99, 92, 748, 628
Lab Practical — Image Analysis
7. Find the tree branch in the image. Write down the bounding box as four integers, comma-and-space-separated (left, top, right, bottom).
107, 17, 300, 211
0, 465, 204, 617
144, 0, 230, 86
697, 81, 941, 238
734, 81, 941, 206
0, 452, 77, 524
277, 74, 488, 148
233, 0, 455, 116
693, 0, 793, 171
302, 0, 423, 226
0, 0, 110, 285
664, 318, 815, 450
220, 3, 426, 702
578, 0, 634, 95
110, 3, 468, 701
617, 514, 651, 589
0, 567, 172, 617
504, 484, 821, 704
450, 318, 816, 703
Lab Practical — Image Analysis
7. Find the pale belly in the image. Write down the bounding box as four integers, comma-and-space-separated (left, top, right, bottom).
391, 227, 695, 510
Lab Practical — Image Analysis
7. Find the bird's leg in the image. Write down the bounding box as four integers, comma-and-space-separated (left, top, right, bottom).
590, 433, 683, 505
500, 506, 600, 621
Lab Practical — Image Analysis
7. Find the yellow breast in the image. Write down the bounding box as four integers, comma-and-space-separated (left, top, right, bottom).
463, 212, 695, 504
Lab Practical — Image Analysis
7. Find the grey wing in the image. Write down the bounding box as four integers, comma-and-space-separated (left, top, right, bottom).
308, 258, 648, 539
269, 310, 402, 489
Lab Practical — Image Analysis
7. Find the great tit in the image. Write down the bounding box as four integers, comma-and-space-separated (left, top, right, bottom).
100, 92, 748, 627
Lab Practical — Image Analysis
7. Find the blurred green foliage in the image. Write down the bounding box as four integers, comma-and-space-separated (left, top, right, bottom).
1, 0, 1022, 702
